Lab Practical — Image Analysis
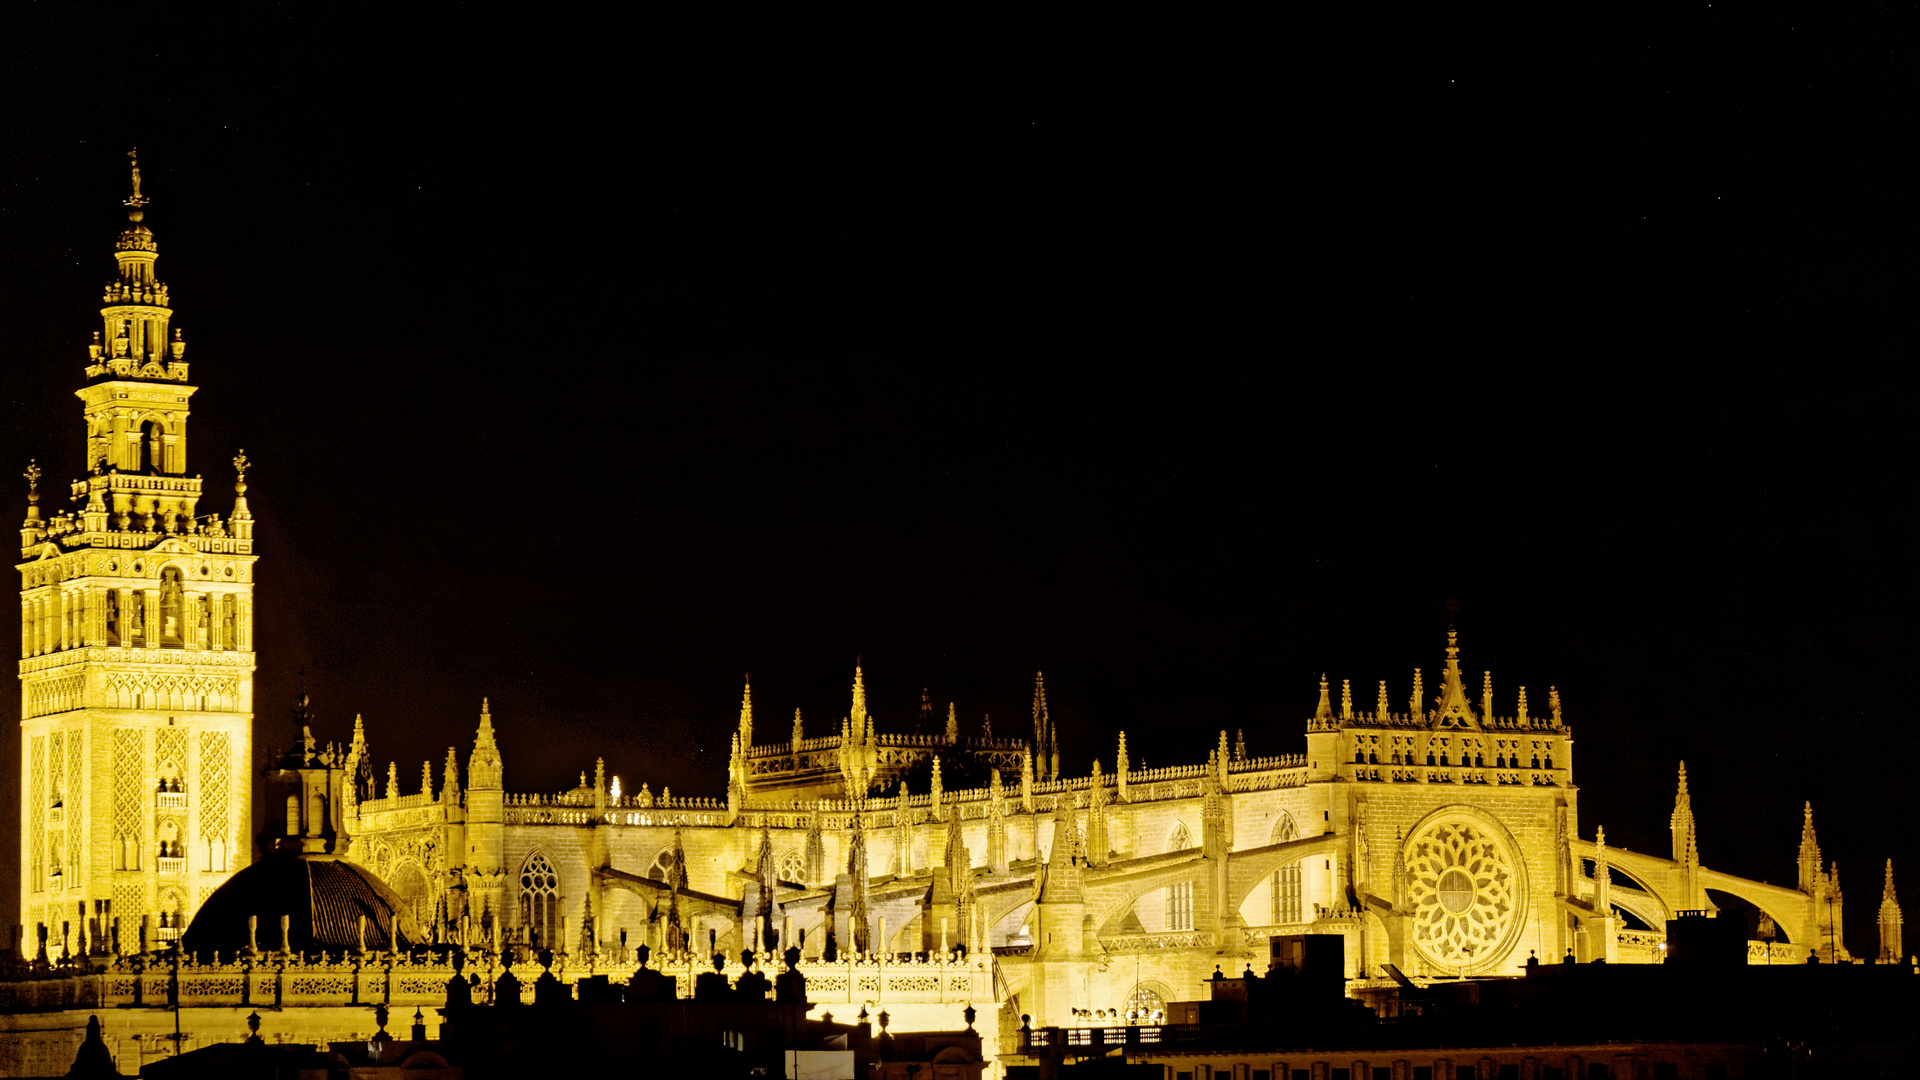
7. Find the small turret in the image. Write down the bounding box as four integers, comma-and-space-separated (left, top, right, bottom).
1409, 669, 1424, 721
1312, 675, 1334, 729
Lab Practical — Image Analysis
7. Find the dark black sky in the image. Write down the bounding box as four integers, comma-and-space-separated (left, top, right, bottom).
1, 7, 1915, 950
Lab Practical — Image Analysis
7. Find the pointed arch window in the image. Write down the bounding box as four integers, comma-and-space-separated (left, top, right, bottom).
519, 852, 560, 948
645, 849, 679, 883
778, 848, 806, 885
1167, 822, 1191, 854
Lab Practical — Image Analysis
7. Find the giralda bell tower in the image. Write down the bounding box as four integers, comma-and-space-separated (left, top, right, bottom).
17, 153, 256, 958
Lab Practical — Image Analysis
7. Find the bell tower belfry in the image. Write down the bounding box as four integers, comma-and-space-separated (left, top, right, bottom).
17, 152, 257, 958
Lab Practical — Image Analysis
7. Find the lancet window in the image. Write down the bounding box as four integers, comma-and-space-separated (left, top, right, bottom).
1168, 881, 1193, 931
1272, 864, 1302, 924
520, 852, 561, 947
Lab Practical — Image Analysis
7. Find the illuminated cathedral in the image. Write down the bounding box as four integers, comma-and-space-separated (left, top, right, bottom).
7, 161, 1908, 1075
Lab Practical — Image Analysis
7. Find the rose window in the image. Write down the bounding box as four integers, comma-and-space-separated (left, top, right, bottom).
1402, 814, 1524, 972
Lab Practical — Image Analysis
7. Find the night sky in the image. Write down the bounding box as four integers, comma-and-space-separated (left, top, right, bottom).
1, 8, 1915, 950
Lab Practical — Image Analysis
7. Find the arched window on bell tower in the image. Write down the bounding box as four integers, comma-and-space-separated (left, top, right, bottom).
141, 420, 164, 473
158, 569, 184, 647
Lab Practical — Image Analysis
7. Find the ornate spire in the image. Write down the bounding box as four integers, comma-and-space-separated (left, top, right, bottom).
738, 675, 753, 748
1432, 629, 1478, 729
791, 707, 804, 746
1880, 859, 1903, 963
1409, 669, 1423, 720
1481, 671, 1494, 721
851, 660, 868, 732
1340, 678, 1353, 721
1670, 761, 1695, 864
1376, 680, 1390, 721
1032, 672, 1051, 772
1313, 675, 1333, 725
1549, 686, 1563, 724
1516, 687, 1529, 724
420, 761, 434, 800
441, 748, 461, 802
946, 701, 958, 744
1799, 802, 1824, 894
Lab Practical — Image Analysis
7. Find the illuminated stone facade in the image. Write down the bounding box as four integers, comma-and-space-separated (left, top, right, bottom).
9, 165, 1907, 1079
344, 627, 1894, 1042
16, 154, 256, 962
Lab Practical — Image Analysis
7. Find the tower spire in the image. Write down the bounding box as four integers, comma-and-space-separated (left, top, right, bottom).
20, 158, 260, 938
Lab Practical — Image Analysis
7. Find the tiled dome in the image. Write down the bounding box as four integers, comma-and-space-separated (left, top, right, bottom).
181, 853, 428, 956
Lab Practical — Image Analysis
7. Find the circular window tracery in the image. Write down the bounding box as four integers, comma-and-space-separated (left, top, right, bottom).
1401, 808, 1526, 973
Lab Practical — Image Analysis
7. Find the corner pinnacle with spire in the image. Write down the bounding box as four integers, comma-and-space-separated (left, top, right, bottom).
469, 697, 503, 790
